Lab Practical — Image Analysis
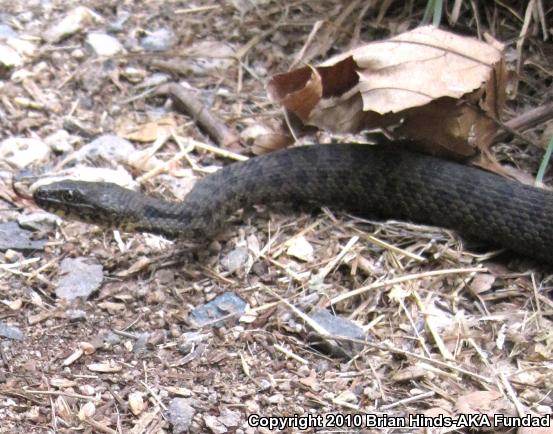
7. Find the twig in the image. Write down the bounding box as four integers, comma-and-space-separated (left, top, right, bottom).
379, 390, 435, 410
155, 83, 240, 149
274, 344, 309, 365
499, 371, 526, 416
494, 101, 553, 143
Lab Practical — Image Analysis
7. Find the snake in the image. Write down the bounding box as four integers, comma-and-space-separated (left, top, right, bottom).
33, 143, 553, 264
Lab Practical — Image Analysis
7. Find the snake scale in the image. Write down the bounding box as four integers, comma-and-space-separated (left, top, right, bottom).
33, 144, 553, 264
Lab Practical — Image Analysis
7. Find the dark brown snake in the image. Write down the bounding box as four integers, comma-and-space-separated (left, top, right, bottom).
33, 144, 553, 264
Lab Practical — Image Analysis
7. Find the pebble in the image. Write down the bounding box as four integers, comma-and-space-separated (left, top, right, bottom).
286, 235, 314, 262
308, 309, 366, 358
56, 257, 104, 300
136, 72, 170, 89
132, 332, 151, 354
0, 24, 18, 39
17, 212, 60, 232
140, 28, 175, 52
204, 414, 228, 434
44, 6, 104, 43
44, 129, 75, 153
72, 134, 136, 165
221, 246, 249, 273
190, 292, 247, 328
108, 9, 130, 33
0, 44, 21, 69
0, 221, 45, 251
218, 408, 241, 429
0, 322, 24, 341
167, 398, 196, 434
179, 331, 210, 354
65, 309, 87, 321
104, 331, 121, 345
0, 137, 50, 169
85, 32, 124, 56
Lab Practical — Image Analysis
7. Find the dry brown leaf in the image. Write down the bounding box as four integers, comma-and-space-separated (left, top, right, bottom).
115, 256, 153, 277
298, 369, 319, 390
240, 122, 294, 155
468, 273, 496, 296
455, 390, 515, 428
118, 117, 177, 143
268, 26, 507, 160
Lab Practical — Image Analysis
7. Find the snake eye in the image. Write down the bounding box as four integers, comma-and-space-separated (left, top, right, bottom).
62, 190, 75, 202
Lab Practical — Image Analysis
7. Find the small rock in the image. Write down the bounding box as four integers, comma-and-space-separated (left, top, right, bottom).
5, 37, 36, 58
179, 331, 210, 354
204, 414, 227, 434
308, 309, 366, 358
16, 12, 33, 23
77, 61, 115, 95
0, 137, 50, 169
65, 309, 87, 321
108, 9, 130, 33
286, 235, 314, 262
218, 408, 241, 428
0, 221, 45, 251
128, 391, 145, 416
140, 28, 175, 52
72, 134, 136, 165
85, 32, 124, 56
56, 257, 103, 300
4, 249, 22, 262
70, 48, 85, 60
267, 393, 284, 404
0, 322, 24, 341
167, 398, 195, 434
44, 6, 104, 43
0, 24, 18, 39
104, 332, 121, 345
133, 332, 151, 354
221, 246, 249, 273
44, 129, 75, 153
190, 292, 247, 328
78, 384, 96, 396
120, 66, 146, 83
0, 44, 21, 69
136, 72, 170, 89
17, 212, 59, 232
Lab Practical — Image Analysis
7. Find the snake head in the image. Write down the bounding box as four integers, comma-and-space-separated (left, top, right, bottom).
33, 180, 136, 228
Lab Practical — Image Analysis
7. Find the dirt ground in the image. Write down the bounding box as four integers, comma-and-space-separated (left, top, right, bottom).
0, 1, 552, 433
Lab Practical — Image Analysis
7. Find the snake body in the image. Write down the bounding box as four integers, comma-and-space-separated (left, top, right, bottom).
33, 144, 553, 263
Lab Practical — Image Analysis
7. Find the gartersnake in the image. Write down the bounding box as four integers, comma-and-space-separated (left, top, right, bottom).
33, 144, 553, 263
